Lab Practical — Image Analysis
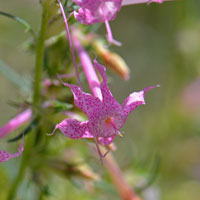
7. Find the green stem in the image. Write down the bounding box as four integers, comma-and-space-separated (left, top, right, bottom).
7, 1, 50, 199
33, 0, 50, 107
7, 131, 34, 200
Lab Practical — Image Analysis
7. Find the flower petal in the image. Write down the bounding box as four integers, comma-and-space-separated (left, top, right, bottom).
94, 60, 121, 109
63, 82, 103, 118
74, 0, 122, 24
94, 60, 123, 116
56, 118, 92, 139
101, 0, 122, 21
73, 0, 101, 10
0, 137, 24, 162
122, 86, 157, 119
74, 8, 99, 25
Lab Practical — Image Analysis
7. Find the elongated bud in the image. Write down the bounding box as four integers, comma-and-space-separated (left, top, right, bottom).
0, 108, 32, 139
72, 28, 102, 99
93, 39, 130, 80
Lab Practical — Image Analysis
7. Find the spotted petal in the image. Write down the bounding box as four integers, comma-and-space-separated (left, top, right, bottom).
0, 138, 24, 162
63, 83, 103, 119
55, 118, 117, 144
73, 0, 101, 10
74, 0, 122, 24
74, 8, 99, 25
94, 60, 121, 110
122, 86, 157, 120
55, 118, 93, 139
101, 0, 122, 21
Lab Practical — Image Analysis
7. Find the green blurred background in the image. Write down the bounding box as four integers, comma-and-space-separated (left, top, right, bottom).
0, 0, 200, 199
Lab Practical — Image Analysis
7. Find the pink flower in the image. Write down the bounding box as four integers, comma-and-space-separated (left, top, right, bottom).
0, 108, 32, 139
73, 0, 122, 24
73, 0, 165, 45
73, 0, 122, 46
0, 137, 24, 162
52, 60, 156, 146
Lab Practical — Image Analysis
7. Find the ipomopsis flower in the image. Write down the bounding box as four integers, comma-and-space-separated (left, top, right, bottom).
52, 60, 157, 146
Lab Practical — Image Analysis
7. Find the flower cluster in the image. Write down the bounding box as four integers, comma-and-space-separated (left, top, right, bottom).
0, 0, 166, 162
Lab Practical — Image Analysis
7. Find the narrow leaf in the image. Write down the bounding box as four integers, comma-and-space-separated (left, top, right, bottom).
0, 60, 31, 94
0, 10, 36, 39
8, 117, 39, 142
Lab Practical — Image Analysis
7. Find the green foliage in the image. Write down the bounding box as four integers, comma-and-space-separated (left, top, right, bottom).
0, 0, 200, 200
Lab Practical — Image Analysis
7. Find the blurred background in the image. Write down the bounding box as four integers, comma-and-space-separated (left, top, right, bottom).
0, 0, 200, 199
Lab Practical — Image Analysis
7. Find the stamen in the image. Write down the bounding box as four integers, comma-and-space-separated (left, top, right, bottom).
105, 117, 112, 124
105, 117, 122, 137
104, 20, 122, 46
47, 125, 59, 136
57, 0, 82, 89
117, 131, 123, 137
101, 4, 121, 46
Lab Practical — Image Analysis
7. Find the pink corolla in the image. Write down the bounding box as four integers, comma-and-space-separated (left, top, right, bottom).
52, 60, 156, 146
0, 108, 32, 139
0, 137, 24, 162
73, 0, 165, 45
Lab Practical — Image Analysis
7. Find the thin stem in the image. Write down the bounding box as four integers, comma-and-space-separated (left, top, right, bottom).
7, 131, 34, 200
101, 3, 121, 47
7, 1, 50, 199
103, 147, 141, 200
104, 19, 121, 46
57, 0, 82, 90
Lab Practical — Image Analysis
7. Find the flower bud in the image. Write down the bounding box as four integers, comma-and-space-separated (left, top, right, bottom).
93, 40, 130, 80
